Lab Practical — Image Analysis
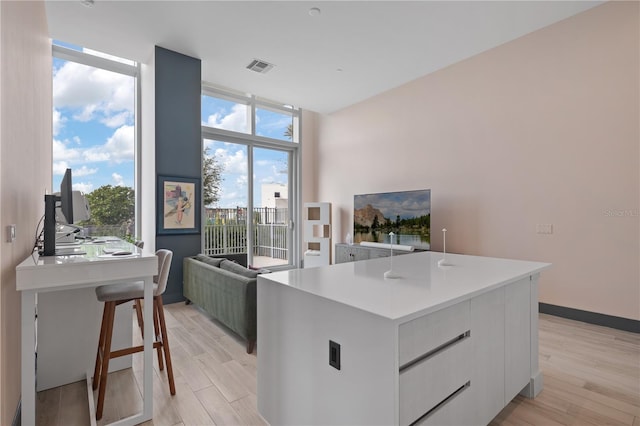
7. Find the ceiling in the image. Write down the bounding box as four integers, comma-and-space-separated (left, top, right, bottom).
45, 1, 603, 114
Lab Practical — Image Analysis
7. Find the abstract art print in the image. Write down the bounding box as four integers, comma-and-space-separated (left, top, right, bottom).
157, 175, 200, 235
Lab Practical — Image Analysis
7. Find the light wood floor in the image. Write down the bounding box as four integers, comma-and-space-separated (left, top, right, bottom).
36, 303, 640, 426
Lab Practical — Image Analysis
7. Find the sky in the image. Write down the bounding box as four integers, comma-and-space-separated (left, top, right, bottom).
52, 53, 135, 194
52, 43, 293, 208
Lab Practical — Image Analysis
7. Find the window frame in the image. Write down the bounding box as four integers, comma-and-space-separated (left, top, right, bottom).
201, 85, 302, 269
52, 43, 142, 237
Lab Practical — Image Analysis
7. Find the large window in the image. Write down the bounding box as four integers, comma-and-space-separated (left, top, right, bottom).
52, 42, 139, 238
202, 86, 300, 268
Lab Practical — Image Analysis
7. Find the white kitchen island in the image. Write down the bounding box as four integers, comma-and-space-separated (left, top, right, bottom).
257, 251, 550, 426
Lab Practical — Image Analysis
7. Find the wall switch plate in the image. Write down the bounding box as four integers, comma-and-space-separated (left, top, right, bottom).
536, 224, 553, 234
329, 340, 341, 370
6, 224, 16, 242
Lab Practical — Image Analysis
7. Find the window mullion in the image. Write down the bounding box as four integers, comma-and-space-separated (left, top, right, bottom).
250, 95, 257, 137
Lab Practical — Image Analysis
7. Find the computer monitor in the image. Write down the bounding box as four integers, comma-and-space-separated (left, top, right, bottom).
56, 190, 90, 224
59, 168, 73, 224
43, 168, 77, 256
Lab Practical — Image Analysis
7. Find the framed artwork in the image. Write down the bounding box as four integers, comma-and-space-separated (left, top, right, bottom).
157, 175, 200, 235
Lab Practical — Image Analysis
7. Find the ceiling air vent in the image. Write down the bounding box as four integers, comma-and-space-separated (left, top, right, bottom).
246, 59, 274, 74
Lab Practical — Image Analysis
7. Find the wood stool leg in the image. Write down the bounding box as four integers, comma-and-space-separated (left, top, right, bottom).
134, 299, 144, 337
153, 298, 164, 371
155, 295, 176, 395
93, 302, 110, 390
96, 301, 116, 420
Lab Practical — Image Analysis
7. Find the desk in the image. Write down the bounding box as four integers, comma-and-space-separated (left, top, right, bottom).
257, 251, 551, 425
17, 240, 158, 426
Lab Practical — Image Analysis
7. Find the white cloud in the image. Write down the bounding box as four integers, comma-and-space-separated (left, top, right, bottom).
205, 104, 248, 133
53, 139, 82, 164
112, 173, 124, 186
73, 104, 98, 122
103, 125, 134, 162
214, 147, 247, 175
83, 125, 134, 164
53, 124, 134, 177
73, 182, 93, 193
53, 60, 134, 124
53, 162, 98, 180
73, 165, 98, 177
272, 164, 287, 176
53, 108, 66, 136
101, 111, 130, 128
53, 161, 70, 176
218, 191, 247, 208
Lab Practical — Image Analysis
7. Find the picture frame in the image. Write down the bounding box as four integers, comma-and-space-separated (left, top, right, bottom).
157, 175, 200, 235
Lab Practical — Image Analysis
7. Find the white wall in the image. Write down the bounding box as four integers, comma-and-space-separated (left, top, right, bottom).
0, 1, 52, 422
311, 2, 639, 321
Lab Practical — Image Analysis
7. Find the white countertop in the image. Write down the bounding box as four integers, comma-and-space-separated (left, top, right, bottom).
259, 252, 551, 322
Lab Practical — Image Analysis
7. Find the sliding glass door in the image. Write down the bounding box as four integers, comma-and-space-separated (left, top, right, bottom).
252, 147, 291, 268
202, 139, 293, 268
201, 86, 299, 269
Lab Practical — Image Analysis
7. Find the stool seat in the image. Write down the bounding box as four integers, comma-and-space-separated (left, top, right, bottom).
95, 281, 159, 302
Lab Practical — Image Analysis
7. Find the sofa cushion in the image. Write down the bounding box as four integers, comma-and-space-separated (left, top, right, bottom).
220, 259, 260, 278
195, 254, 224, 268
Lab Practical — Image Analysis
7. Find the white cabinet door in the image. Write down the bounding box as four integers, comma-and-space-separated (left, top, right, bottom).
469, 287, 505, 425
504, 277, 531, 402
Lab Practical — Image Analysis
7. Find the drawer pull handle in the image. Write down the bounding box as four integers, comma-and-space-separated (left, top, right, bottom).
409, 381, 471, 426
399, 330, 471, 373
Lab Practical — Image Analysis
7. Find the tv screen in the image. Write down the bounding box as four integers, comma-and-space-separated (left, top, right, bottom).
354, 189, 431, 250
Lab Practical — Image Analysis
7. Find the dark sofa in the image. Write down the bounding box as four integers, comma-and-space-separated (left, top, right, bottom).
183, 254, 263, 353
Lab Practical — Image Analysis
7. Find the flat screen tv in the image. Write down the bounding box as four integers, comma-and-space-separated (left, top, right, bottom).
354, 189, 430, 250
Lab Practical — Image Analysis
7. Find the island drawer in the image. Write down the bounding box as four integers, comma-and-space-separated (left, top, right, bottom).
399, 336, 472, 426
398, 301, 470, 367
412, 378, 473, 426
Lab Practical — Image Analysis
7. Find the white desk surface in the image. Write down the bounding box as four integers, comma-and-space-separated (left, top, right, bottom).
259, 251, 551, 322
17, 239, 157, 291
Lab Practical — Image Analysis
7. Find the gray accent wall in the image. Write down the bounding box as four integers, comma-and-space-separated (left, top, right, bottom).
155, 46, 202, 304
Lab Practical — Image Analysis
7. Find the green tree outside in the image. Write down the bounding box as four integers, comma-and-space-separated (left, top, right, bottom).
85, 185, 134, 225
203, 147, 224, 206
284, 123, 293, 140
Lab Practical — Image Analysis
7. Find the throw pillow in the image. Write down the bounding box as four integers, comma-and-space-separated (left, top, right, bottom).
220, 259, 260, 278
195, 254, 223, 268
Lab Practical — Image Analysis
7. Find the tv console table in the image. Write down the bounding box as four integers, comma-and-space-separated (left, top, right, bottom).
257, 251, 550, 425
335, 242, 423, 264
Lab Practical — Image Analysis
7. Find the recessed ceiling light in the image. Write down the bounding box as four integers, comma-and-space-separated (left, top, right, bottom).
309, 7, 321, 17
80, 0, 95, 7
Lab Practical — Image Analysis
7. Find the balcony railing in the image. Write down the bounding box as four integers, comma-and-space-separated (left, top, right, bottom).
203, 207, 289, 261
203, 223, 288, 260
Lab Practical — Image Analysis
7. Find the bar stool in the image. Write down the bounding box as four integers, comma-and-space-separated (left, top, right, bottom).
92, 249, 176, 420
